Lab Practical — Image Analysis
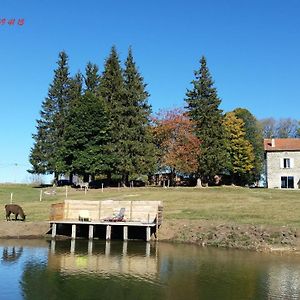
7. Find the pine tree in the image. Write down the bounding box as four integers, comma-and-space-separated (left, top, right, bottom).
63, 90, 111, 179
98, 46, 125, 180
185, 56, 228, 185
84, 62, 100, 93
119, 47, 156, 184
29, 51, 71, 180
59, 72, 83, 177
223, 112, 255, 185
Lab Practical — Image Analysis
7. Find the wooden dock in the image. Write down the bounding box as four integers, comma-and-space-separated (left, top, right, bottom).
50, 200, 163, 242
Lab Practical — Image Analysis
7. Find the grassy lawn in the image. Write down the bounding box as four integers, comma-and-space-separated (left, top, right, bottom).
0, 184, 299, 227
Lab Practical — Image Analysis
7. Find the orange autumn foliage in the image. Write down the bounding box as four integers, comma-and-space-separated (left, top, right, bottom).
152, 108, 201, 174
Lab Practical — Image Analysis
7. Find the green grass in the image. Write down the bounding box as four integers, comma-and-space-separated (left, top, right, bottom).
0, 184, 299, 227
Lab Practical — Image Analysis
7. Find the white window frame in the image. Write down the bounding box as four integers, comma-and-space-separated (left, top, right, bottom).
280, 158, 294, 169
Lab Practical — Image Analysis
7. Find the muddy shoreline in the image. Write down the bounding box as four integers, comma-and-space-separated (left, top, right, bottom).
1, 220, 300, 254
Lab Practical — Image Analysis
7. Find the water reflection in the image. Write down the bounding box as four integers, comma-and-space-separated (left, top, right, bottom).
1, 240, 300, 299
48, 240, 157, 278
1, 246, 23, 264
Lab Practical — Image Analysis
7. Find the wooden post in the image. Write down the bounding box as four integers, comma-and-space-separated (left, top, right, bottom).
122, 241, 128, 255
70, 239, 75, 254
88, 225, 94, 239
88, 240, 93, 254
146, 241, 150, 257
66, 202, 69, 219
123, 226, 128, 241
106, 225, 111, 240
71, 224, 76, 239
65, 186, 68, 199
156, 213, 159, 241
98, 201, 102, 220
105, 241, 111, 256
146, 226, 151, 242
52, 223, 57, 238
10, 193, 13, 204
39, 189, 42, 202
50, 239, 56, 254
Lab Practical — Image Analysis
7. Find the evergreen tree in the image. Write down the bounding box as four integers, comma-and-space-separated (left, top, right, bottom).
119, 47, 156, 184
223, 112, 255, 185
63, 90, 111, 179
185, 56, 228, 185
98, 46, 125, 181
84, 62, 100, 93
29, 51, 71, 180
233, 108, 263, 184
60, 72, 83, 177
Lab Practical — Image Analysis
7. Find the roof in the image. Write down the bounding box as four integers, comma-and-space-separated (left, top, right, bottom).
264, 138, 300, 151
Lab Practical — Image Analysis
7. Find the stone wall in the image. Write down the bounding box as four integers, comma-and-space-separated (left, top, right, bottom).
266, 151, 300, 189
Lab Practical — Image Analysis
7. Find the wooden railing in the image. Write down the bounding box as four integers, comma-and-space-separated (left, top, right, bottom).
50, 200, 163, 224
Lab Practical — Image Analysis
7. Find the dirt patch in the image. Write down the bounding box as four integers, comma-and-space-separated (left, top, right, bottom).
0, 221, 50, 239
158, 219, 300, 253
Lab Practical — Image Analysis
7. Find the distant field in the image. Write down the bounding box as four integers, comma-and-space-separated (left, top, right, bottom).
0, 184, 299, 227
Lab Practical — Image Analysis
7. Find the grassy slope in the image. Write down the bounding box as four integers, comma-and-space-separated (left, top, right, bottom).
0, 184, 299, 227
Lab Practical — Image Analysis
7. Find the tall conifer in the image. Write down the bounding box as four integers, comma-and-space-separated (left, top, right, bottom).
98, 46, 125, 179
185, 56, 228, 185
29, 51, 71, 180
84, 62, 100, 93
121, 47, 156, 184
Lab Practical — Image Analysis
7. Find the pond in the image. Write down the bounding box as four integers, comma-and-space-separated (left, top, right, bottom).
1, 239, 300, 299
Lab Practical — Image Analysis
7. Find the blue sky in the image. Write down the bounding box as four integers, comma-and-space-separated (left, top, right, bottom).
1, 0, 300, 183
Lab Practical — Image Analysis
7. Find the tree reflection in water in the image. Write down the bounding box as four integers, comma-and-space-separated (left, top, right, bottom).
1, 246, 23, 264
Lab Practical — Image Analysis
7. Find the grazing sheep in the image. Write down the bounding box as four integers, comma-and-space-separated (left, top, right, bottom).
5, 204, 26, 221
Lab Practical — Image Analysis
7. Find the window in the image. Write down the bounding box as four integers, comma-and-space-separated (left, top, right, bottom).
281, 176, 294, 188
280, 158, 294, 169
283, 158, 290, 168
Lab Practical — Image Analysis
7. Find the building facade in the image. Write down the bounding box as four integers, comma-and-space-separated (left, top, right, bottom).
264, 138, 300, 189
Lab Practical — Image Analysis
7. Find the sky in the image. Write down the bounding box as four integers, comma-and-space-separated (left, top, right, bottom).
0, 0, 300, 183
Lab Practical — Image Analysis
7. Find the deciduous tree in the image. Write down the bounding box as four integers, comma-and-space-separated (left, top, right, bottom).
223, 112, 255, 185
152, 108, 200, 185
233, 108, 263, 184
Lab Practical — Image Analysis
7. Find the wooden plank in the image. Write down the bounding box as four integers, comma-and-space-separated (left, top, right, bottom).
51, 199, 163, 226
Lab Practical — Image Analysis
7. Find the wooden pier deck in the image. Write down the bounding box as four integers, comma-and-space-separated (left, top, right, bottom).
50, 200, 163, 242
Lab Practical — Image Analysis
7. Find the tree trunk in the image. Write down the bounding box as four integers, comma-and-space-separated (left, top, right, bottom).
106, 172, 112, 187
69, 172, 73, 185
54, 172, 59, 186
196, 178, 202, 187
121, 173, 129, 188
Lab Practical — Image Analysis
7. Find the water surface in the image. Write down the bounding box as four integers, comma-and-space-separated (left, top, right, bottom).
1, 239, 300, 299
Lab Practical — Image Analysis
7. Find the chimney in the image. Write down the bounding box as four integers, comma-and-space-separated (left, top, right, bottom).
271, 138, 275, 147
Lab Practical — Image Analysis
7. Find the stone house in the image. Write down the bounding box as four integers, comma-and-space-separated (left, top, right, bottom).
264, 138, 300, 189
